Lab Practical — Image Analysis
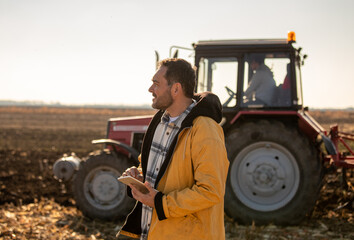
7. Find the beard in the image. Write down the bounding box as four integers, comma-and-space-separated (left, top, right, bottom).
151, 90, 173, 110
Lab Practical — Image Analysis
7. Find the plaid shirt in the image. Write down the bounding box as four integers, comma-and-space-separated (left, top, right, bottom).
140, 101, 195, 240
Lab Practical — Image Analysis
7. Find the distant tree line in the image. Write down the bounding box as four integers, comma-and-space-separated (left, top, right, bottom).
0, 100, 152, 109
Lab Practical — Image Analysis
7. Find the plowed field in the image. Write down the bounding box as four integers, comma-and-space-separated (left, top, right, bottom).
0, 106, 353, 240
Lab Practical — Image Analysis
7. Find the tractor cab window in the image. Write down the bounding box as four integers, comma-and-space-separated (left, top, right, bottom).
242, 53, 292, 107
197, 57, 238, 107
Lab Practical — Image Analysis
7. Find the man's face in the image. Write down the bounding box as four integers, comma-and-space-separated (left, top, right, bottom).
148, 66, 174, 110
251, 60, 259, 71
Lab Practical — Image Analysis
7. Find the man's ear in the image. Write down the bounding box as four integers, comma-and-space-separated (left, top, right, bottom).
171, 83, 182, 97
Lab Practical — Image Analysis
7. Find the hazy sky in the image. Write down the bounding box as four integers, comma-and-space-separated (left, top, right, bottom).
1, 0, 353, 108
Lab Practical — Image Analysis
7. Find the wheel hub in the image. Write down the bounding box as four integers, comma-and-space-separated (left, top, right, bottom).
230, 141, 300, 211
91, 171, 120, 203
254, 165, 275, 184
246, 156, 285, 197
83, 166, 126, 210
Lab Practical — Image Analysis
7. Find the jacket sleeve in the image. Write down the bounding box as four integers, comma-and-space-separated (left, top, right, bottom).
154, 118, 229, 220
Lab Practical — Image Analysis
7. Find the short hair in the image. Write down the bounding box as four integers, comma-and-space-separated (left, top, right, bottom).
159, 58, 196, 98
250, 54, 265, 64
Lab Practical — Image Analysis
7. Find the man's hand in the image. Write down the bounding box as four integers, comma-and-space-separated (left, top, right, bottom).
122, 166, 143, 182
130, 182, 158, 208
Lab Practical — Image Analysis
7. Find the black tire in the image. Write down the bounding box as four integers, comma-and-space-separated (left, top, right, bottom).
224, 120, 322, 225
73, 149, 135, 220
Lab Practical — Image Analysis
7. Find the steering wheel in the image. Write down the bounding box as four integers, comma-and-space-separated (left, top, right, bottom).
223, 86, 236, 107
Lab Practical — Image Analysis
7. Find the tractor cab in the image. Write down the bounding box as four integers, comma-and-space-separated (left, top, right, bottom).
193, 32, 306, 124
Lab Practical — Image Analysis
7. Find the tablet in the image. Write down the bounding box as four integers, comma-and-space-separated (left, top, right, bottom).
118, 176, 149, 194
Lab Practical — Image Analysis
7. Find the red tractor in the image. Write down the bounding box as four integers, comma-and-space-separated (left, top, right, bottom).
53, 32, 354, 225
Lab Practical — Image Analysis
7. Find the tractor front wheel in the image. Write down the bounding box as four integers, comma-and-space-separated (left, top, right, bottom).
72, 150, 135, 220
225, 120, 322, 225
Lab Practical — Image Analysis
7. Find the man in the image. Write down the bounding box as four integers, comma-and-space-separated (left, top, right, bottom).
244, 54, 276, 105
118, 58, 229, 240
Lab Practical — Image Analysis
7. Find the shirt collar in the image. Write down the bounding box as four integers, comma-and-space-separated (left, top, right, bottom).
160, 99, 196, 126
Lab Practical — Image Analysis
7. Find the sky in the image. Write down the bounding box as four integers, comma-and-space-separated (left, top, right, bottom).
1, 0, 353, 109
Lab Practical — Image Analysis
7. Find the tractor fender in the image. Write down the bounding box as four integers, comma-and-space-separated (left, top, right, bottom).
230, 110, 325, 142
92, 139, 140, 165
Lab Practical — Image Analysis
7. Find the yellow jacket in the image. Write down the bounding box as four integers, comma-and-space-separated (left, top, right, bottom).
119, 92, 229, 240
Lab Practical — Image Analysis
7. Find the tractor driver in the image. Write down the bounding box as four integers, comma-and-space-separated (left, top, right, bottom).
243, 54, 276, 105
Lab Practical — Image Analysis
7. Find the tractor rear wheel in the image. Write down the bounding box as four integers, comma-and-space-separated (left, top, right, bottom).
224, 120, 322, 225
72, 150, 135, 220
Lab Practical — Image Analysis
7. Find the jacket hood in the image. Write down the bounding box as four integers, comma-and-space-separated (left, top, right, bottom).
183, 91, 222, 126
